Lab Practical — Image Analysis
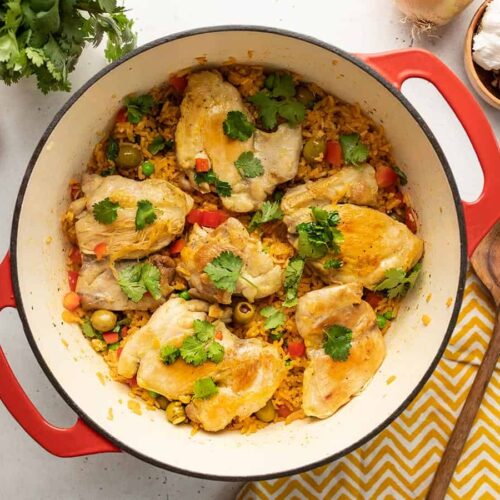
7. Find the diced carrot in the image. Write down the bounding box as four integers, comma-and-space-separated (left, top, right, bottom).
117, 347, 123, 359
277, 405, 292, 418
325, 141, 342, 167
94, 242, 107, 260
195, 158, 210, 173
170, 75, 187, 94
69, 246, 82, 265
103, 332, 120, 344
63, 291, 81, 311
186, 209, 229, 228
169, 239, 186, 255
364, 290, 383, 309
405, 207, 418, 233
287, 341, 306, 358
375, 166, 398, 188
215, 331, 223, 340
68, 271, 79, 292
116, 107, 127, 123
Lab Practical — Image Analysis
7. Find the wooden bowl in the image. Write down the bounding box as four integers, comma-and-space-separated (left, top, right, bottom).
464, 0, 500, 109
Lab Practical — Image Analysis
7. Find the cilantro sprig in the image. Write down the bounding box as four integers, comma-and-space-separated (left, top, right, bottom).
323, 324, 352, 361
124, 94, 154, 124
324, 258, 343, 270
374, 263, 422, 298
193, 377, 218, 400
223, 111, 254, 141
234, 151, 264, 179
177, 320, 225, 366
135, 199, 157, 230
339, 134, 369, 165
159, 345, 180, 365
118, 262, 162, 303
93, 197, 119, 224
0, 0, 136, 93
248, 200, 284, 232
204, 251, 243, 293
248, 72, 306, 130
260, 306, 286, 330
297, 207, 343, 259
283, 256, 305, 307
194, 169, 232, 197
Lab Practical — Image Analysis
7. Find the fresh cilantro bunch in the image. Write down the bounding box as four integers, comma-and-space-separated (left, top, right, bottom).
323, 324, 352, 361
248, 72, 306, 130
297, 207, 344, 259
374, 263, 422, 298
248, 200, 283, 232
118, 262, 161, 303
0, 0, 137, 93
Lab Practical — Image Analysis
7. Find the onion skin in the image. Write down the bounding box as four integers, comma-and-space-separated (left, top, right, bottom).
395, 0, 474, 27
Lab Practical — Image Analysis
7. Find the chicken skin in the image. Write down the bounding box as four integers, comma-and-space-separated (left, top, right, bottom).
74, 174, 193, 260
295, 283, 386, 419
177, 217, 283, 304
175, 70, 301, 212
117, 297, 285, 432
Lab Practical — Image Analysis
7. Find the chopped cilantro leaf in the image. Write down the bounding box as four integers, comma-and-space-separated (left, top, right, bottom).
124, 94, 154, 124
135, 199, 157, 230
324, 258, 343, 270
323, 324, 352, 361
223, 111, 254, 141
148, 136, 166, 155
234, 151, 264, 178
206, 341, 225, 363
204, 251, 243, 293
283, 256, 305, 307
278, 100, 306, 126
193, 377, 218, 400
93, 197, 119, 225
194, 169, 232, 197
248, 92, 280, 130
392, 166, 408, 185
374, 263, 422, 298
106, 138, 119, 161
159, 345, 180, 365
81, 319, 96, 339
265, 73, 296, 98
180, 336, 207, 366
248, 200, 284, 231
260, 306, 286, 330
339, 134, 369, 165
178, 290, 191, 300
193, 320, 215, 342
118, 262, 162, 303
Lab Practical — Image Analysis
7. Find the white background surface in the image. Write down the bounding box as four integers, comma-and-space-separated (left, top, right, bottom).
0, 1, 498, 499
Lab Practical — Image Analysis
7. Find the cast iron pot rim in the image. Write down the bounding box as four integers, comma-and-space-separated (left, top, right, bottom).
10, 25, 467, 482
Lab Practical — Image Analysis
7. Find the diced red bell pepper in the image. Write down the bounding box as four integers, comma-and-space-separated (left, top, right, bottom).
121, 326, 129, 337
94, 242, 107, 260
405, 207, 418, 234
375, 166, 398, 188
364, 290, 383, 309
103, 332, 120, 344
325, 141, 342, 167
287, 341, 306, 358
117, 347, 123, 359
127, 375, 137, 388
170, 75, 187, 94
68, 271, 79, 292
69, 246, 82, 265
116, 107, 127, 123
169, 239, 186, 255
195, 158, 210, 173
215, 331, 223, 340
276, 405, 292, 418
63, 291, 81, 311
186, 209, 229, 228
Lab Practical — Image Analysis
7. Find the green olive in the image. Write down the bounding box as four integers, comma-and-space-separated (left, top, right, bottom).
255, 400, 276, 423
90, 309, 117, 332
303, 138, 326, 164
156, 395, 168, 410
116, 143, 143, 169
166, 401, 186, 425
296, 86, 315, 108
234, 302, 255, 325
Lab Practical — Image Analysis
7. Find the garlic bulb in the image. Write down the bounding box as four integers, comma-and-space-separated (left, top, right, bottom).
473, 0, 500, 71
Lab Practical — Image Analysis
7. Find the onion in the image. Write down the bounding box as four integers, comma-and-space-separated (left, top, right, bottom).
395, 0, 474, 31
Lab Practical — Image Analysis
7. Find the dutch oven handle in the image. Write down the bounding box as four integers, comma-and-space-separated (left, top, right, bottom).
360, 49, 500, 257
0, 253, 119, 457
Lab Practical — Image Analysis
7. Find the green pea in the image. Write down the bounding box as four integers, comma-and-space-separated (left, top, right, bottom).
141, 161, 155, 177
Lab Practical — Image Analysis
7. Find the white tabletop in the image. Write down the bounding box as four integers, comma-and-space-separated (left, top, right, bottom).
0, 1, 498, 499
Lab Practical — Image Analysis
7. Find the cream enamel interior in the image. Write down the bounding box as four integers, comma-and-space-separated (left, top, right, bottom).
14, 30, 463, 478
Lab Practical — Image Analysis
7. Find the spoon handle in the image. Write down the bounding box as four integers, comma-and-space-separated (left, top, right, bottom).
427, 311, 500, 500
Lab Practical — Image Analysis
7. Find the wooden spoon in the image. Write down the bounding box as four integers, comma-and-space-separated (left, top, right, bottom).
427, 222, 500, 500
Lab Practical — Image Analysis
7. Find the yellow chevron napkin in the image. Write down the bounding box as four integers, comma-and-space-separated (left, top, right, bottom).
239, 270, 499, 499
